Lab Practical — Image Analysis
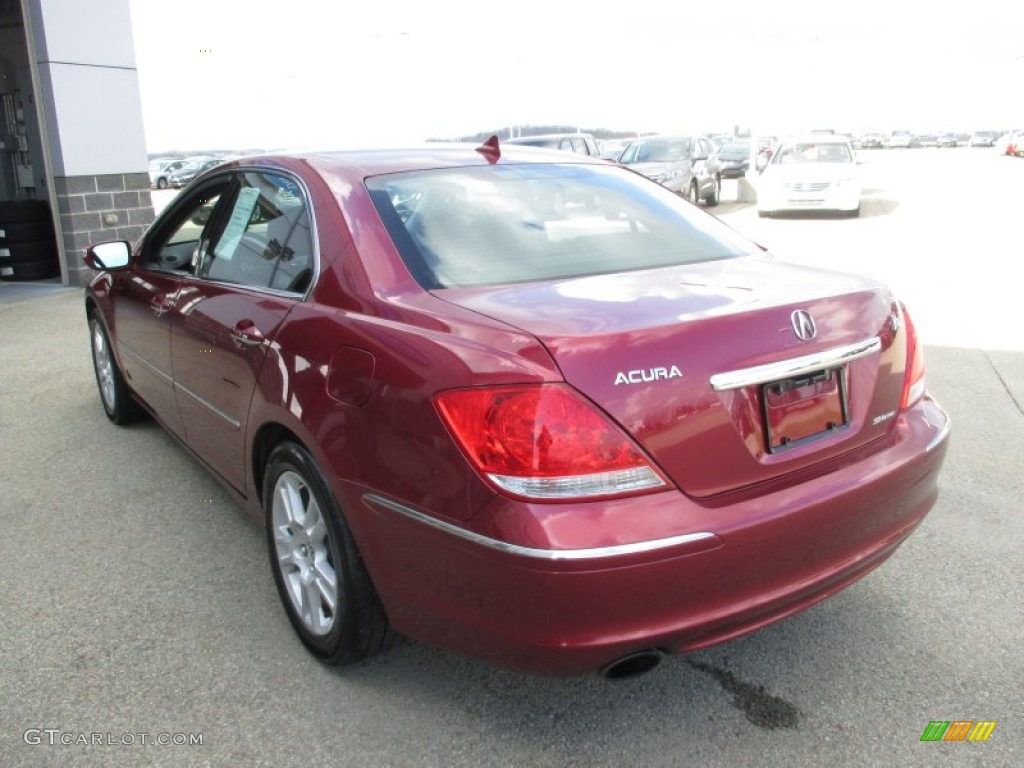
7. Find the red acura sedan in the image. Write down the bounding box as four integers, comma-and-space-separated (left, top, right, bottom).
84, 139, 949, 678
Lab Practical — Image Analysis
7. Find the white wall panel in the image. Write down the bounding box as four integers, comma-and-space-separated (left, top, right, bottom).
40, 63, 147, 176
31, 0, 137, 68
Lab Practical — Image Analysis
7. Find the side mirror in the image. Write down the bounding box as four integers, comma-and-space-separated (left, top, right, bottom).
85, 240, 131, 271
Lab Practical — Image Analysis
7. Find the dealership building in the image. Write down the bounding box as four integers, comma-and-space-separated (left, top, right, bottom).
1, 0, 152, 286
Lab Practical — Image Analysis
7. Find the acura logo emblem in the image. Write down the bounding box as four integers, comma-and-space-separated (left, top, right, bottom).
790, 310, 817, 341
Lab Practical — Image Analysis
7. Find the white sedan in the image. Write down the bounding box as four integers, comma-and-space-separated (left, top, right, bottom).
756, 137, 861, 217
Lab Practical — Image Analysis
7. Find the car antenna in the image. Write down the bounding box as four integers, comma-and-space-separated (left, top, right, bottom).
476, 135, 501, 164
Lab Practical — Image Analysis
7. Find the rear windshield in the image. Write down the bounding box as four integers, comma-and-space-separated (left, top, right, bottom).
719, 142, 750, 157
619, 138, 690, 164
366, 163, 761, 289
773, 142, 852, 164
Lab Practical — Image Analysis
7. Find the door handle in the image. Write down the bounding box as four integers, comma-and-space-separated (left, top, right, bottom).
150, 296, 173, 317
230, 320, 265, 347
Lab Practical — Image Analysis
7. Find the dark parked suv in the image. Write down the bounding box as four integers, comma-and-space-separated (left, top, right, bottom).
506, 133, 601, 157
618, 134, 719, 205
710, 140, 751, 180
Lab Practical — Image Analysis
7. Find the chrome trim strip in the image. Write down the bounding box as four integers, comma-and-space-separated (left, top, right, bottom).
709, 337, 882, 392
119, 340, 240, 429
173, 381, 241, 430
362, 493, 716, 561
119, 341, 173, 385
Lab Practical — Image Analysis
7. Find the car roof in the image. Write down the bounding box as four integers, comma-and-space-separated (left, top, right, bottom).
232, 143, 604, 177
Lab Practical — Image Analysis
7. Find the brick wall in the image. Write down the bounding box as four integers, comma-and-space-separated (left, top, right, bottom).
54, 172, 155, 285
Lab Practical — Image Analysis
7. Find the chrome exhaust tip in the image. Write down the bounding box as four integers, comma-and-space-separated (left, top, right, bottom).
598, 650, 662, 680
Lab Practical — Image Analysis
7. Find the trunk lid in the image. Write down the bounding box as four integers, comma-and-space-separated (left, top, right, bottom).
435, 256, 907, 498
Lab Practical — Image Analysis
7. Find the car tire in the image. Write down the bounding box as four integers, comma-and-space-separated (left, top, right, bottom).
89, 314, 147, 424
0, 258, 60, 281
707, 177, 721, 207
157, 178, 168, 189
689, 182, 701, 206
0, 199, 50, 222
264, 441, 394, 665
0, 219, 53, 242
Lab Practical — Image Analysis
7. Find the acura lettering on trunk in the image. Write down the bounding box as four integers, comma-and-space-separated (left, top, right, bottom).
83, 137, 949, 679
614, 366, 684, 385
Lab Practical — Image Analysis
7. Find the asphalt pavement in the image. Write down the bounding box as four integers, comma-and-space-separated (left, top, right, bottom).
0, 149, 1021, 767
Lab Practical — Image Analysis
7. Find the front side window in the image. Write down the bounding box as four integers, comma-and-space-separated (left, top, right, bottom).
367, 163, 762, 289
145, 180, 232, 273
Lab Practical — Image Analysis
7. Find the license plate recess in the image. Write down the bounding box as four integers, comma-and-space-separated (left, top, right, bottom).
761, 367, 848, 452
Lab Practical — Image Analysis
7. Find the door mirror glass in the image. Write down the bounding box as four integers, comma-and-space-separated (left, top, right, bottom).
85, 241, 131, 270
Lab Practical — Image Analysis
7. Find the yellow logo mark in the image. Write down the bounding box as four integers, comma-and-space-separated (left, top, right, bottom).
968, 721, 997, 742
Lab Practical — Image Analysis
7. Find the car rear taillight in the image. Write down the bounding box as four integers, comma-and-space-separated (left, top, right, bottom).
900, 304, 926, 410
434, 384, 668, 501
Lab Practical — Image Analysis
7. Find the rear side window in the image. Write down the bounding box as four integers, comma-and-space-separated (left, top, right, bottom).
199, 171, 315, 294
367, 163, 761, 289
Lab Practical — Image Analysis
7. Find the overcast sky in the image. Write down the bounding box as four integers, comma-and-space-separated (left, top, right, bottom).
128, 0, 1024, 152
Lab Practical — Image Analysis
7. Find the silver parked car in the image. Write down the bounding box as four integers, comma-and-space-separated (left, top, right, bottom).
617, 134, 720, 206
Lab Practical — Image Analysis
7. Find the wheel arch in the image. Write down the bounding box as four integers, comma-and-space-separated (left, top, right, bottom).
251, 421, 307, 510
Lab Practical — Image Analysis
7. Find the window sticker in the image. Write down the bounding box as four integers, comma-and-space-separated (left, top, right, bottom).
215, 187, 262, 261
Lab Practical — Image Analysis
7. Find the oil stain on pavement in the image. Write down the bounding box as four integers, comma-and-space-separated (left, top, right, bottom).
686, 659, 802, 730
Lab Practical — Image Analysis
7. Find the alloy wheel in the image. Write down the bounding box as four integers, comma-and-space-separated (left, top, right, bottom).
270, 471, 339, 636
92, 322, 117, 412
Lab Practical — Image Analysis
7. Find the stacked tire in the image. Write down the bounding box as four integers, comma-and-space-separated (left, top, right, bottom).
0, 199, 60, 281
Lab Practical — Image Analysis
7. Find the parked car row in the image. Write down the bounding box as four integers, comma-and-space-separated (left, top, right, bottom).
848, 130, 1009, 149
148, 155, 224, 189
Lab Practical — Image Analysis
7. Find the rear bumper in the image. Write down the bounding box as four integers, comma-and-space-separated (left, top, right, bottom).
718, 165, 748, 179
351, 396, 949, 676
